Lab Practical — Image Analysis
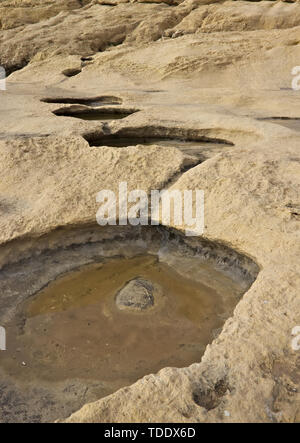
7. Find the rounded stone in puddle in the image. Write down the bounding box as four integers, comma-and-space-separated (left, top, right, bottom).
115, 278, 155, 311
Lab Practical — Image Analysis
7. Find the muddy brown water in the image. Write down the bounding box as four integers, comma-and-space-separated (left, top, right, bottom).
0, 228, 256, 424
0, 252, 245, 421
2, 254, 242, 383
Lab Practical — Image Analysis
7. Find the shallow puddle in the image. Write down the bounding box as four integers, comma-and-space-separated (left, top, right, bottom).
87, 136, 233, 161
2, 254, 242, 385
0, 223, 259, 423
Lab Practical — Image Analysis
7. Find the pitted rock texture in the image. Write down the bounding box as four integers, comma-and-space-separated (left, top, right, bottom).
115, 278, 155, 311
0, 0, 93, 30
0, 0, 300, 424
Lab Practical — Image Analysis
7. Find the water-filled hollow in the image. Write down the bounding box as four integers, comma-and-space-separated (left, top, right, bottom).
0, 225, 259, 422
84, 130, 234, 161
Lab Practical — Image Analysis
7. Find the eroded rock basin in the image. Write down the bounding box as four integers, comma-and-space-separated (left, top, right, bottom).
86, 136, 233, 161
0, 227, 258, 422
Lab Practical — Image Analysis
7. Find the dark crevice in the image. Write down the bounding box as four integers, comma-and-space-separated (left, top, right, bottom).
98, 3, 117, 7
85, 134, 233, 148
193, 379, 230, 411
81, 56, 94, 62
62, 68, 82, 78
5, 59, 30, 77
258, 117, 300, 121
41, 96, 122, 106
159, 158, 203, 190
52, 106, 137, 121
83, 126, 234, 148
98, 35, 126, 52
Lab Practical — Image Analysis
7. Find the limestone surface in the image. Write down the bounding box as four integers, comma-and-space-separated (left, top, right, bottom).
0, 0, 299, 423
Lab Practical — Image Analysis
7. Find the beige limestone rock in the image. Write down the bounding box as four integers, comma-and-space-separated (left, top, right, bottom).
0, 0, 299, 424
0, 0, 92, 30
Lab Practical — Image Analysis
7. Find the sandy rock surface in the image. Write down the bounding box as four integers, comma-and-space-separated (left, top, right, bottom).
0, 0, 299, 423
0, 0, 92, 30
